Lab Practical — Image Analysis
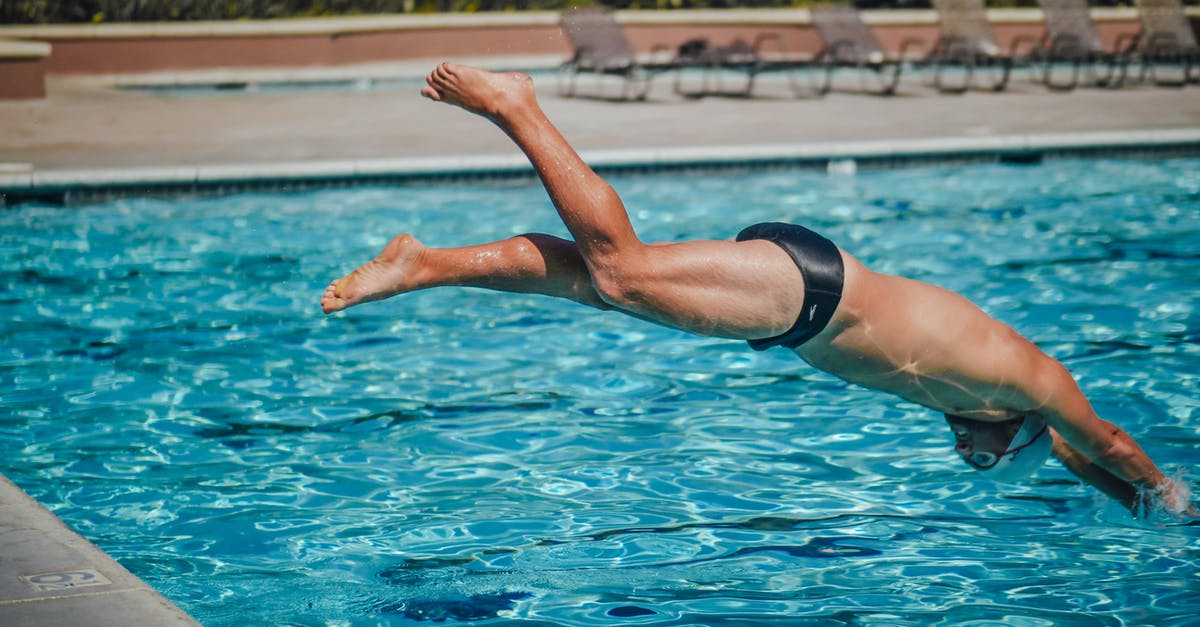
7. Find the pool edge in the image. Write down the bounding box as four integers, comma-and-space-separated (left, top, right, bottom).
0, 472, 201, 626
3, 128, 1200, 206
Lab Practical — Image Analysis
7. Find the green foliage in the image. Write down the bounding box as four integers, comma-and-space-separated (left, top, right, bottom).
0, 0, 1191, 23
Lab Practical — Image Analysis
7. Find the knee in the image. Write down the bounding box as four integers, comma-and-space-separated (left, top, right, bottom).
588, 255, 650, 311
509, 235, 549, 267
590, 271, 628, 309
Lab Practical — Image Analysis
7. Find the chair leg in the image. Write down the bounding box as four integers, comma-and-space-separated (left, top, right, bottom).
879, 61, 902, 96
634, 68, 653, 101
1090, 54, 1120, 88
1136, 52, 1151, 85
1038, 42, 1081, 92
808, 52, 835, 96
1043, 55, 1081, 91
674, 64, 707, 99
939, 59, 972, 94
783, 64, 809, 98
981, 55, 1012, 92
1112, 54, 1131, 88
863, 61, 901, 96
1149, 55, 1187, 87
1144, 36, 1188, 87
557, 64, 578, 98
933, 46, 971, 94
742, 67, 759, 98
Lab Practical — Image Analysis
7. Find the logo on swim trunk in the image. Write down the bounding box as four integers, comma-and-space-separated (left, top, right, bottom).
808, 305, 818, 321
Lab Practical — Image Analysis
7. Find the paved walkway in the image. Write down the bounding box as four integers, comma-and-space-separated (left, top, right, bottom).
2, 56, 1199, 176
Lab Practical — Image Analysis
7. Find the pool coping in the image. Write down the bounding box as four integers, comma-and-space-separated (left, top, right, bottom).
3, 128, 1200, 206
0, 473, 201, 625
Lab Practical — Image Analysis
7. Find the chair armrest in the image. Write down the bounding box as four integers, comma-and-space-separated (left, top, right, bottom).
897, 37, 931, 61
1047, 32, 1081, 58
1113, 31, 1141, 54
1143, 31, 1179, 55
934, 35, 972, 60
570, 44, 595, 65
751, 32, 804, 65
828, 39, 861, 64
1008, 33, 1041, 57
648, 42, 679, 67
751, 32, 784, 52
674, 37, 713, 63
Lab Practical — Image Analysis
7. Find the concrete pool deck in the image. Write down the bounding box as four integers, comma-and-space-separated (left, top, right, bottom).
1, 55, 1199, 202
0, 54, 1198, 625
0, 475, 200, 626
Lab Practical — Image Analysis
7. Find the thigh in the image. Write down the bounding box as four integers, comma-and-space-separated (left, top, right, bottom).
616, 238, 807, 339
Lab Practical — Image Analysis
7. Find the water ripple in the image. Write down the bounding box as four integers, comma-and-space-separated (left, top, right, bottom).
1, 160, 1197, 625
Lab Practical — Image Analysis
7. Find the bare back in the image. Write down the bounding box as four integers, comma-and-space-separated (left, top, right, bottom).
798, 251, 1050, 420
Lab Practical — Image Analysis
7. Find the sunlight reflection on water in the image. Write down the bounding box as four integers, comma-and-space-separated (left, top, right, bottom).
1, 158, 1197, 625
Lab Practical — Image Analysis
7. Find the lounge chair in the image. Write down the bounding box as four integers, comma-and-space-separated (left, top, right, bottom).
927, 0, 1039, 92
1133, 0, 1199, 86
809, 5, 927, 95
558, 7, 805, 100
1035, 0, 1138, 89
558, 7, 677, 101
670, 36, 809, 98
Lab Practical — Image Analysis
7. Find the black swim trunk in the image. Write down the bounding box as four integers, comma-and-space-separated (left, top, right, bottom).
736, 222, 845, 351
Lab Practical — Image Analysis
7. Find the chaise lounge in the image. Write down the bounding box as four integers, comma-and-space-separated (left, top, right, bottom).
1133, 0, 1199, 86
558, 7, 679, 101
808, 5, 927, 96
926, 0, 1039, 92
558, 7, 807, 100
1034, 0, 1139, 90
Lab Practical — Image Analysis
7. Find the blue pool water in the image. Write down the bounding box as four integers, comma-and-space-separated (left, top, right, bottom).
2, 158, 1198, 625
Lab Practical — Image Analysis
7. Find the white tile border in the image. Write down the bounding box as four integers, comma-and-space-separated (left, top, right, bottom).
29, 166, 198, 187
0, 173, 33, 189
0, 39, 51, 59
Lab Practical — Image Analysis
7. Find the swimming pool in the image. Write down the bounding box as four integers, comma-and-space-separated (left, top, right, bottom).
2, 158, 1197, 625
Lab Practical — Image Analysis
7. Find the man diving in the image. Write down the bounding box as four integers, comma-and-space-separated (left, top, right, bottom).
322, 63, 1191, 517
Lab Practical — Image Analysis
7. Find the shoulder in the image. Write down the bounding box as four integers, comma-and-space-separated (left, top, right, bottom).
1014, 350, 1102, 434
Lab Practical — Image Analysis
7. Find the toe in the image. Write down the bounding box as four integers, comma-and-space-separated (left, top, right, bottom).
321, 296, 345, 314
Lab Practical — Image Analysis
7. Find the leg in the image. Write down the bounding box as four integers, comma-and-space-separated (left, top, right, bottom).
320, 232, 785, 336
321, 232, 608, 314
418, 64, 810, 340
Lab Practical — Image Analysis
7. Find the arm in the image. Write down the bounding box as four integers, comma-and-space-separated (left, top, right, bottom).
1030, 356, 1192, 516
1049, 429, 1143, 513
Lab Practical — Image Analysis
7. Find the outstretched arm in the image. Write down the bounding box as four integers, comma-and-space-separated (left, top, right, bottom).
1031, 358, 1192, 516
1050, 429, 1143, 512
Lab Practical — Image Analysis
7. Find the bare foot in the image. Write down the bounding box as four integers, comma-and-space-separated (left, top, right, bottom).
419, 62, 538, 124
321, 233, 428, 314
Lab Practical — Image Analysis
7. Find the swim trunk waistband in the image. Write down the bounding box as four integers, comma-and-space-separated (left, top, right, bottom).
736, 222, 845, 351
